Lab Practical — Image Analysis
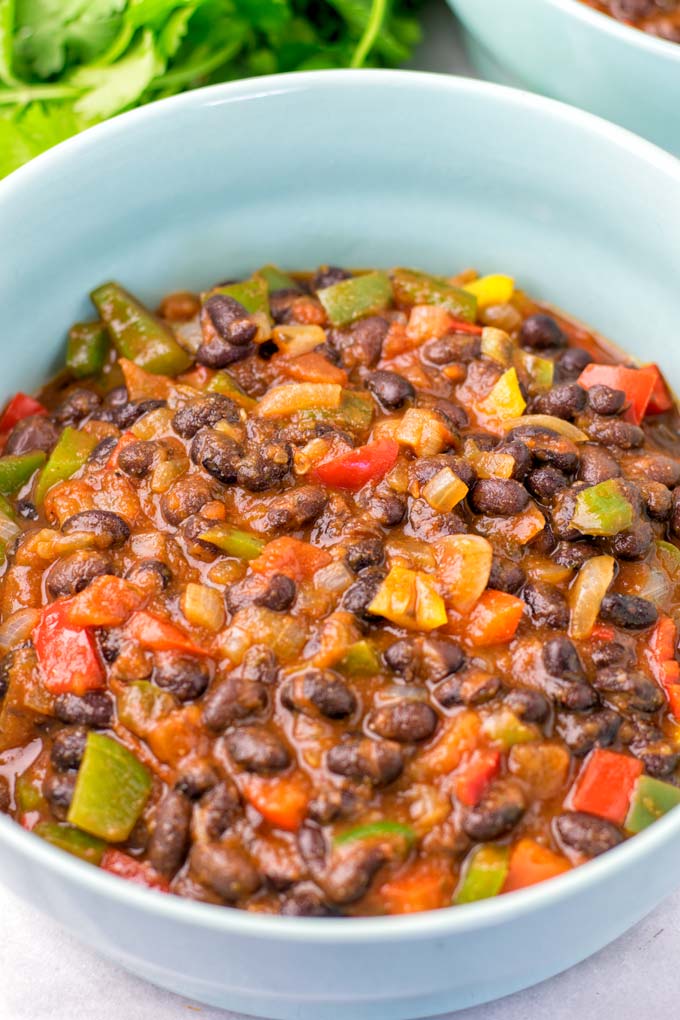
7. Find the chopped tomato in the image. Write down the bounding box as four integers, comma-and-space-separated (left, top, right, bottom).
64, 576, 145, 628
569, 748, 642, 825
278, 352, 348, 386
33, 601, 104, 695
241, 773, 310, 832
406, 305, 482, 342
648, 615, 677, 667
577, 363, 655, 425
250, 536, 332, 581
313, 439, 399, 491
0, 393, 47, 434
379, 859, 455, 914
416, 710, 481, 777
101, 849, 169, 891
147, 705, 203, 766
640, 364, 673, 415
465, 590, 524, 647
502, 839, 571, 893
591, 622, 616, 642
455, 749, 501, 806
666, 685, 680, 721
127, 610, 209, 656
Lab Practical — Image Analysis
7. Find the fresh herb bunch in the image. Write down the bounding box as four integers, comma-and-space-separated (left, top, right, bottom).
0, 0, 423, 178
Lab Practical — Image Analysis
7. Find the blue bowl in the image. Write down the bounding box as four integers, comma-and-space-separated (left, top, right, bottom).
449, 0, 680, 154
1, 70, 680, 1020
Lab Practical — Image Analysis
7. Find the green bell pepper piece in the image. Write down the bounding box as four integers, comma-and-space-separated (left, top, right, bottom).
68, 732, 152, 842
91, 282, 191, 376
300, 391, 374, 431
571, 479, 634, 537
257, 265, 299, 292
339, 640, 381, 676
334, 820, 416, 848
0, 450, 46, 494
206, 275, 271, 318
318, 271, 393, 327
391, 268, 477, 323
515, 350, 554, 396
34, 427, 98, 505
656, 540, 680, 579
0, 493, 16, 520
207, 370, 256, 410
625, 775, 680, 833
482, 709, 538, 750
15, 773, 47, 814
67, 321, 109, 378
454, 844, 510, 904
116, 681, 175, 740
34, 821, 107, 864
199, 523, 265, 560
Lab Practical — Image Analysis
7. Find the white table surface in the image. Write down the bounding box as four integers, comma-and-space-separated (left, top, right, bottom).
4, 5, 679, 1019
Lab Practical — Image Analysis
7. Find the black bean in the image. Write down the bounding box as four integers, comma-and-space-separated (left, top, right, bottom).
341, 568, 386, 619
173, 394, 240, 439
4, 415, 60, 456
630, 737, 679, 778
366, 493, 407, 527
204, 295, 257, 347
343, 316, 390, 367
577, 444, 621, 486
599, 593, 657, 629
408, 499, 466, 541
520, 313, 566, 350
507, 426, 579, 472
191, 780, 241, 842
555, 347, 592, 381
239, 645, 278, 686
175, 757, 218, 800
420, 637, 465, 681
470, 478, 529, 516
556, 709, 620, 756
62, 510, 130, 548
196, 335, 256, 368
587, 417, 644, 449
0, 654, 10, 702
226, 725, 291, 773
89, 435, 118, 465
591, 637, 636, 670
46, 550, 113, 598
587, 384, 626, 416
488, 556, 525, 594
54, 691, 113, 728
53, 387, 100, 425
592, 667, 664, 713
369, 699, 438, 742
413, 455, 476, 489
44, 772, 77, 819
16, 499, 38, 520
269, 288, 303, 324
434, 399, 469, 431
493, 439, 531, 480
321, 844, 389, 905
345, 537, 384, 573
281, 885, 333, 917
281, 669, 357, 720
463, 779, 526, 840
255, 573, 297, 612
606, 520, 653, 561
543, 637, 585, 680
638, 481, 672, 521
148, 791, 192, 877
554, 811, 623, 857
534, 383, 586, 420
504, 687, 550, 722
434, 669, 500, 708
366, 370, 415, 411
383, 639, 417, 681
526, 465, 568, 500
326, 737, 403, 785
670, 490, 680, 538
522, 581, 569, 629
202, 676, 268, 731
125, 558, 172, 590
153, 651, 210, 702
549, 488, 582, 541
161, 474, 214, 526
423, 334, 481, 365
190, 843, 261, 901
626, 454, 680, 488
50, 727, 87, 772
265, 485, 328, 532
314, 266, 352, 290
235, 440, 292, 492
553, 539, 597, 568
116, 440, 155, 478
190, 428, 242, 485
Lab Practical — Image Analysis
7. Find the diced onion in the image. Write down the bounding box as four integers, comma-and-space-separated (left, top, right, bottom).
396, 409, 452, 457
272, 324, 326, 357
0, 608, 40, 652
255, 383, 342, 418
480, 327, 514, 367
314, 561, 354, 593
0, 512, 20, 547
503, 414, 589, 443
422, 467, 468, 513
569, 555, 615, 640
181, 583, 225, 633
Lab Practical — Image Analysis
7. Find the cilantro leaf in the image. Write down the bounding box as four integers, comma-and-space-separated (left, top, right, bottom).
70, 27, 162, 119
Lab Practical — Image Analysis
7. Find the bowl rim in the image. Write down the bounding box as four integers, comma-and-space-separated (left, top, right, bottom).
2, 67, 680, 941
544, 0, 680, 59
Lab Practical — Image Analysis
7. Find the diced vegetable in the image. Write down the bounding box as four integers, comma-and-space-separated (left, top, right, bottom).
422, 467, 468, 513
571, 479, 633, 537
368, 566, 447, 631
502, 839, 570, 893
256, 382, 342, 417
466, 444, 515, 480
379, 859, 454, 914
480, 326, 514, 366
206, 370, 256, 409
313, 439, 399, 491
515, 350, 554, 395
454, 844, 509, 904
250, 537, 331, 581
463, 274, 514, 309
100, 848, 169, 891
272, 324, 327, 357
338, 639, 381, 676
127, 611, 209, 656
67, 322, 109, 378
181, 583, 225, 633
502, 414, 589, 443
646, 615, 680, 692
577, 363, 655, 425
33, 601, 104, 695
257, 265, 298, 292
405, 304, 482, 342
640, 364, 673, 415
91, 282, 191, 376
34, 427, 98, 504
478, 367, 526, 422
465, 590, 524, 647
416, 711, 480, 777
334, 820, 416, 847
116, 681, 175, 739
625, 775, 680, 833
396, 408, 454, 457
147, 705, 203, 766
0, 451, 46, 495
455, 749, 501, 806
568, 554, 615, 640
0, 393, 47, 433
207, 275, 270, 318
199, 523, 265, 560
656, 539, 680, 579
569, 748, 643, 825
64, 576, 145, 628
391, 268, 477, 323
33, 822, 107, 864
240, 773, 310, 832
434, 535, 493, 614
68, 732, 152, 841
318, 272, 392, 326
482, 709, 538, 749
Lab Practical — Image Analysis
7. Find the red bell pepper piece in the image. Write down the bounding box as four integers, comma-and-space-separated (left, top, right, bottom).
577, 363, 655, 425
0, 393, 47, 434
64, 576, 145, 629
127, 610, 209, 656
249, 536, 332, 582
502, 839, 571, 893
313, 439, 399, 491
33, 601, 104, 695
640, 364, 673, 415
569, 748, 643, 825
101, 849, 169, 891
646, 616, 680, 711
666, 685, 680, 721
455, 749, 501, 806
465, 590, 525, 647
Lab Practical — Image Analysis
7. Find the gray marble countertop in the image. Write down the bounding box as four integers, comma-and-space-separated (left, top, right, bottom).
3, 5, 677, 1019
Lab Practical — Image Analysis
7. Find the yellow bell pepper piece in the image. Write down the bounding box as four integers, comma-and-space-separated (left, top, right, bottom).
368, 566, 447, 631
478, 367, 526, 422
463, 274, 514, 310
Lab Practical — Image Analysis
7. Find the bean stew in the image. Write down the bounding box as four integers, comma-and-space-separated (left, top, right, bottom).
580, 0, 680, 41
1, 264, 680, 916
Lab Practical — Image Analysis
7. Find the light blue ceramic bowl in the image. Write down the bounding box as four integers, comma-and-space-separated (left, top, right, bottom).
1, 70, 680, 1020
449, 0, 680, 154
